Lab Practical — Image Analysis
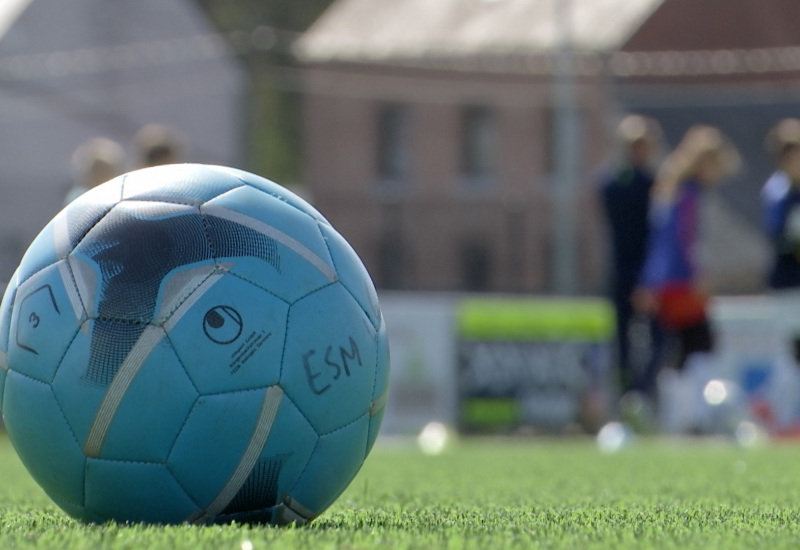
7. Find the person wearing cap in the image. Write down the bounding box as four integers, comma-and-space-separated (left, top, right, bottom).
598, 115, 664, 404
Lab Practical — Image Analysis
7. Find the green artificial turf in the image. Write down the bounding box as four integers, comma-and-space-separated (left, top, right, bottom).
2, 432, 800, 549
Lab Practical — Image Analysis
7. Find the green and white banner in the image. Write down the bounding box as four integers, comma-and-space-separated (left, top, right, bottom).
456, 298, 615, 433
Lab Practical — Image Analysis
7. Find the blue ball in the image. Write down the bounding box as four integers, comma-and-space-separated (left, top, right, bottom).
0, 164, 389, 525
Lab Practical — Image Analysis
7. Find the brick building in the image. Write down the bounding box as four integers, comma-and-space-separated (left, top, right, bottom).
296, 0, 800, 294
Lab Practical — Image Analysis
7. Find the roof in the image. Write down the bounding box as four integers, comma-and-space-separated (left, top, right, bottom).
295, 0, 665, 63
0, 0, 33, 39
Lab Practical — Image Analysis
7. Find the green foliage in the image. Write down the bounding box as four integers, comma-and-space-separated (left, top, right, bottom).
2, 434, 800, 549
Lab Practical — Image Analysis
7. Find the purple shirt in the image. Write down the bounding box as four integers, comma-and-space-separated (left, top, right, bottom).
640, 179, 701, 289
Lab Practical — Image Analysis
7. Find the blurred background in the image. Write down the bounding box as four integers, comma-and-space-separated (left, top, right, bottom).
2, 0, 800, 441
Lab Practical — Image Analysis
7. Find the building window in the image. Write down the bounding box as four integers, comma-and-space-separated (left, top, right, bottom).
377, 104, 411, 187
377, 234, 408, 290
461, 106, 496, 187
460, 240, 492, 291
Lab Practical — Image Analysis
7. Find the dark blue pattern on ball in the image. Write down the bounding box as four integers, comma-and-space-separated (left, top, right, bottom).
77, 204, 280, 386
221, 456, 285, 518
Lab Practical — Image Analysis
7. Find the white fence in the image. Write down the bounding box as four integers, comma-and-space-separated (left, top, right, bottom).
381, 292, 800, 436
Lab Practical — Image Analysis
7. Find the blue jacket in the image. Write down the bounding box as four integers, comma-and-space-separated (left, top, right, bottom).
763, 171, 800, 288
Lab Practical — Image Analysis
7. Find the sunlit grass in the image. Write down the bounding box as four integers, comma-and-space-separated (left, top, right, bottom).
1, 433, 800, 549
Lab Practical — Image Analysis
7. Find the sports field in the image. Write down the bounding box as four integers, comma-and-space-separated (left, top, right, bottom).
1, 433, 800, 549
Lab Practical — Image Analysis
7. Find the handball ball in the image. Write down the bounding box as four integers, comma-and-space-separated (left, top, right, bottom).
0, 164, 389, 525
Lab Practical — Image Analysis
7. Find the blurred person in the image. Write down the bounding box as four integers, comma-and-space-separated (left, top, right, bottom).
598, 115, 664, 408
134, 123, 185, 167
635, 125, 740, 433
762, 118, 800, 289
64, 137, 125, 205
760, 118, 800, 435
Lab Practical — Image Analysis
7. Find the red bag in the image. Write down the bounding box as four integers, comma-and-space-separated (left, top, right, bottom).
656, 283, 708, 330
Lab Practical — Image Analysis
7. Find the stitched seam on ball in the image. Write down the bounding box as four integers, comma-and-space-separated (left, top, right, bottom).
197, 383, 286, 398
277, 301, 293, 383
195, 183, 256, 264
163, 332, 201, 396
71, 175, 125, 251
159, 269, 218, 325
69, 180, 123, 252
162, 337, 201, 465
48, 491, 85, 513
275, 386, 317, 435
285, 437, 320, 498
166, 386, 267, 465
316, 221, 338, 274
268, 393, 317, 500
49, 323, 84, 386
316, 222, 378, 333
226, 272, 291, 305
121, 196, 202, 207
10, 372, 84, 450
14, 195, 117, 290
364, 329, 382, 459
166, 394, 203, 465
285, 281, 338, 308
283, 409, 369, 502
89, 316, 152, 325
60, 257, 87, 320
82, 457, 205, 513
86, 456, 167, 466
231, 175, 330, 225
316, 411, 369, 438
197, 208, 219, 268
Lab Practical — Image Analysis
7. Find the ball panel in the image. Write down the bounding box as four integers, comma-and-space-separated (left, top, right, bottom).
212, 394, 318, 523
7, 261, 82, 384
51, 320, 122, 444
281, 285, 378, 434
15, 181, 119, 288
14, 221, 63, 293
0, 366, 6, 412
85, 459, 198, 524
1, 272, 17, 413
201, 186, 336, 301
99, 338, 198, 463
61, 188, 121, 252
120, 164, 243, 205
317, 223, 381, 331
367, 319, 390, 454
0, 269, 17, 350
151, 262, 222, 326
202, 186, 331, 262
3, 370, 86, 507
215, 166, 329, 224
167, 275, 287, 394
366, 409, 385, 457
168, 389, 273, 509
201, 209, 281, 273
288, 414, 369, 516
66, 173, 124, 216
49, 496, 104, 524
71, 201, 211, 321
